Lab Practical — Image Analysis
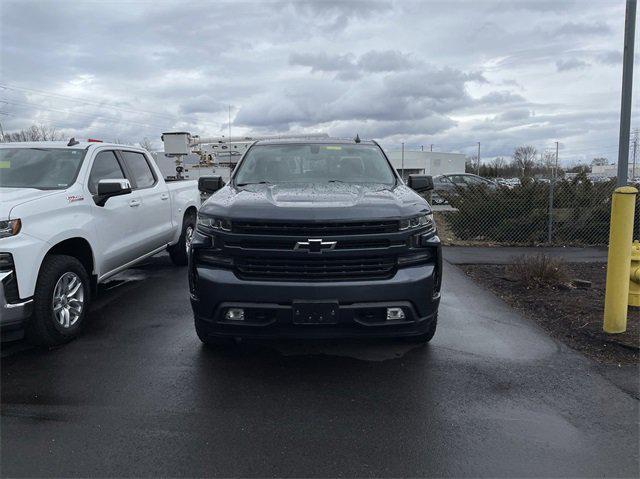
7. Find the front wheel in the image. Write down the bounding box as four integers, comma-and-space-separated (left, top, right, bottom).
195, 320, 235, 348
26, 255, 90, 346
169, 212, 196, 266
403, 315, 438, 344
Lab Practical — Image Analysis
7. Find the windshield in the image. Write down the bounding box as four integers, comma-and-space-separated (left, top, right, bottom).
0, 148, 86, 190
234, 143, 396, 186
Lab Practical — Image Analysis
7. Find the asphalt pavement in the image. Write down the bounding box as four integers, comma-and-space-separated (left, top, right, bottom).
1, 254, 638, 477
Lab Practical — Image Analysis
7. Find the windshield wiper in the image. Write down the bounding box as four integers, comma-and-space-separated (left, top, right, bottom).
236, 181, 272, 187
328, 179, 349, 184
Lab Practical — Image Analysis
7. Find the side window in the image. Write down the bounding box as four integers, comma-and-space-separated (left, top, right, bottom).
121, 151, 156, 189
464, 176, 483, 185
88, 151, 125, 194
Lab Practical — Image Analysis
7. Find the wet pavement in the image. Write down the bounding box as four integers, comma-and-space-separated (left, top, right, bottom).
1, 254, 638, 477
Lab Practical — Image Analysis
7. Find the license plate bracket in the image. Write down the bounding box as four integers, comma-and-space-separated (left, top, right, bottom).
292, 301, 339, 325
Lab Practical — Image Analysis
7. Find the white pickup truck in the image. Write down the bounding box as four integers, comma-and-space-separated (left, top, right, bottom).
0, 140, 204, 345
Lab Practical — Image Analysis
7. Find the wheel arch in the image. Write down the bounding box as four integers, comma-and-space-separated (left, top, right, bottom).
184, 205, 198, 220
44, 237, 97, 292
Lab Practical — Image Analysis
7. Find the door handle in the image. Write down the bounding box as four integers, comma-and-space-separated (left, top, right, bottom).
129, 199, 141, 207
160, 193, 169, 200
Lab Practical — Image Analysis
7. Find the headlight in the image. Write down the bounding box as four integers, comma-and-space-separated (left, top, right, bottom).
0, 219, 21, 238
399, 214, 434, 231
197, 215, 231, 232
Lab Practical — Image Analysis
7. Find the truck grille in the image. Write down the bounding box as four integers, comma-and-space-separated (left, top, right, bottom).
232, 220, 399, 236
225, 238, 405, 251
235, 256, 397, 281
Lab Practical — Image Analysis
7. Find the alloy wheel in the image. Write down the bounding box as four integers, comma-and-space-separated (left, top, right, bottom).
52, 272, 84, 329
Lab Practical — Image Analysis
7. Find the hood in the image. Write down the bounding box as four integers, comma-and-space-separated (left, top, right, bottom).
0, 187, 63, 219
201, 183, 431, 222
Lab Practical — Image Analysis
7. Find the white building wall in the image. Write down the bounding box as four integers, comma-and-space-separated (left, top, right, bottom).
385, 150, 466, 176
591, 164, 638, 178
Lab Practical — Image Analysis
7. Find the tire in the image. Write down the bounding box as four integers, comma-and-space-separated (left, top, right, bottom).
25, 255, 90, 346
195, 320, 234, 348
169, 211, 196, 266
404, 315, 438, 344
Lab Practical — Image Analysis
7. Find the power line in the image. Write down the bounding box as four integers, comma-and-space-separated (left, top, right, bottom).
0, 99, 168, 130
0, 83, 179, 121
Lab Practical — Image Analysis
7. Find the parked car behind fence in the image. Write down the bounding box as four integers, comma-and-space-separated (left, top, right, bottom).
431, 173, 497, 205
432, 174, 640, 246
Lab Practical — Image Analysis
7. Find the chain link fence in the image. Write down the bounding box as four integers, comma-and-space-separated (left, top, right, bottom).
430, 176, 640, 246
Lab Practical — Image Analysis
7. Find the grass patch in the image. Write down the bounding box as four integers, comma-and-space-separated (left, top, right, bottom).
506, 254, 568, 288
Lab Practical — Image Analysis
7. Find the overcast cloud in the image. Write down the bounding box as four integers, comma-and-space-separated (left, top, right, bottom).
0, 0, 637, 164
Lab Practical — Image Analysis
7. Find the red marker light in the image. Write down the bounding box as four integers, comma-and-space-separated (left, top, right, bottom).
87, 138, 103, 143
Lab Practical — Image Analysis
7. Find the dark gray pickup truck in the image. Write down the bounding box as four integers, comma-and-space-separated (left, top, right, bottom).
189, 137, 441, 344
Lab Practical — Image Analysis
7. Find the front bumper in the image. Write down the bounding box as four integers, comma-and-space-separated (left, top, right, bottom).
191, 264, 440, 339
0, 270, 32, 330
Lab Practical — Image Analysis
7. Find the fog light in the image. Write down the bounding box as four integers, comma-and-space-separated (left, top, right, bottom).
386, 307, 405, 321
225, 308, 245, 321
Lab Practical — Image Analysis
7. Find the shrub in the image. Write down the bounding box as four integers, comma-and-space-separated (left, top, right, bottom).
506, 254, 568, 288
437, 176, 636, 245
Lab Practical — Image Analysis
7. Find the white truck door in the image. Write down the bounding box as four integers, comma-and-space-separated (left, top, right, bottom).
87, 150, 141, 275
118, 150, 173, 253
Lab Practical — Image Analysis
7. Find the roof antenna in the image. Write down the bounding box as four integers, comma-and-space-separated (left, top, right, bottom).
354, 134, 361, 144
67, 137, 79, 147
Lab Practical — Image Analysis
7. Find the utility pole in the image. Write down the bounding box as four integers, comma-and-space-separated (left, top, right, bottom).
617, 0, 637, 186
401, 142, 405, 181
632, 129, 638, 180
476, 142, 481, 175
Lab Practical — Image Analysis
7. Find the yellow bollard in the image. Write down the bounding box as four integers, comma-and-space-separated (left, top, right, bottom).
603, 186, 638, 333
629, 240, 640, 307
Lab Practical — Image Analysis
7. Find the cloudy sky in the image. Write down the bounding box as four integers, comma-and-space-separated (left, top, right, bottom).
1, 0, 637, 164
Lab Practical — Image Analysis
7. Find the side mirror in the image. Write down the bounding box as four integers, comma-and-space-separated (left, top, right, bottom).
408, 175, 434, 192
198, 176, 224, 194
95, 179, 132, 206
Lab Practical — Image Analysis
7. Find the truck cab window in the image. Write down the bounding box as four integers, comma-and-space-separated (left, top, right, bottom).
121, 151, 156, 189
88, 151, 125, 194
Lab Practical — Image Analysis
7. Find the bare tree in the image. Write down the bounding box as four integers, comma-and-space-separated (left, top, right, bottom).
2, 124, 64, 143
567, 163, 591, 174
542, 150, 556, 169
465, 155, 477, 173
138, 137, 153, 152
512, 145, 538, 177
490, 156, 506, 171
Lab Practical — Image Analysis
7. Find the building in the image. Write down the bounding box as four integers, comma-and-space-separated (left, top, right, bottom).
591, 164, 639, 179
384, 150, 466, 179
